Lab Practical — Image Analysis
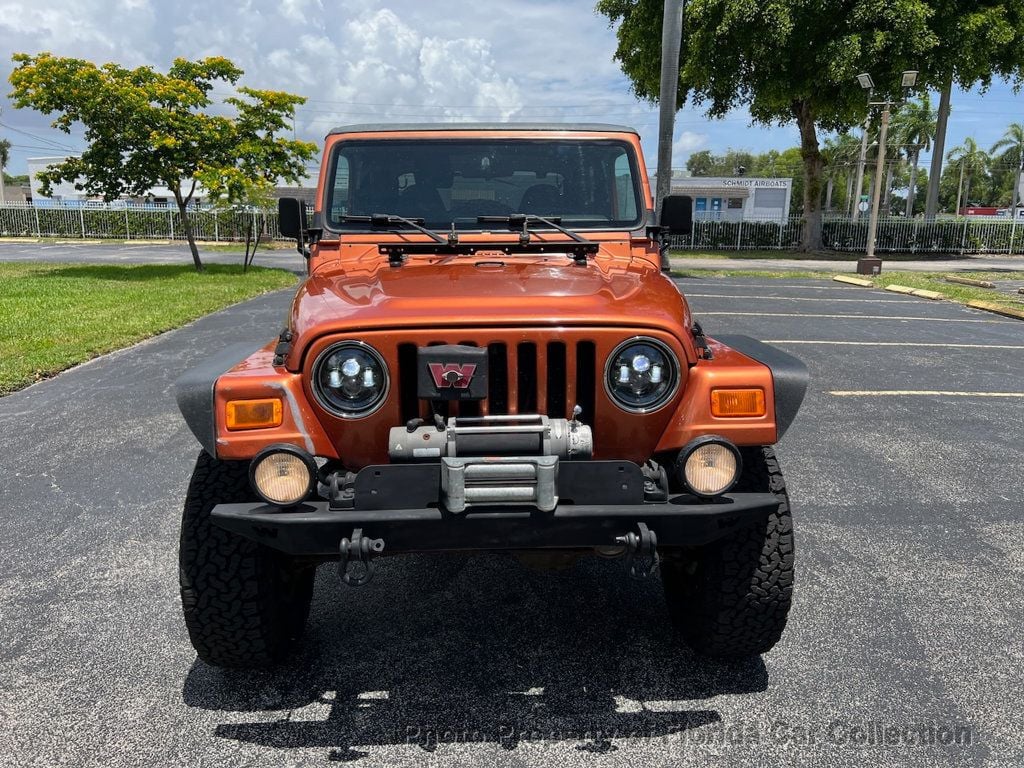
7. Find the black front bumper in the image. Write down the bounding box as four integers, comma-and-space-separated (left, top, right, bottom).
211, 493, 781, 556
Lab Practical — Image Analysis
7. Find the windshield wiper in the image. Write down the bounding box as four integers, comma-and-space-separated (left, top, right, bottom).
477, 214, 598, 262
340, 214, 456, 245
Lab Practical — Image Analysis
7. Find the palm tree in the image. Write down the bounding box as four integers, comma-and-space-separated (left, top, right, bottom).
0, 138, 10, 203
821, 133, 860, 213
947, 138, 989, 214
991, 123, 1024, 216
891, 94, 937, 216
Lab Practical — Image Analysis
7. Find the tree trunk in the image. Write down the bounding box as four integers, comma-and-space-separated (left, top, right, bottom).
173, 188, 203, 272
963, 174, 972, 209
925, 77, 952, 220
906, 151, 919, 217
825, 177, 834, 212
845, 173, 854, 217
793, 100, 823, 252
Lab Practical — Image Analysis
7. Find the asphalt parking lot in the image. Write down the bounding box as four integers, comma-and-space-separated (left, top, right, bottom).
1, 274, 1021, 767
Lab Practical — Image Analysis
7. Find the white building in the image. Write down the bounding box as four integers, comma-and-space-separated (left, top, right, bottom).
667, 176, 793, 222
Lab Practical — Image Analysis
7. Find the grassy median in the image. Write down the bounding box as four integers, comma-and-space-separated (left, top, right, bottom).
0, 262, 297, 395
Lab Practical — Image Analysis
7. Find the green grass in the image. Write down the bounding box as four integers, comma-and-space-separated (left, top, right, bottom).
870, 271, 1024, 309
669, 249, 984, 262
0, 262, 298, 395
672, 267, 1024, 312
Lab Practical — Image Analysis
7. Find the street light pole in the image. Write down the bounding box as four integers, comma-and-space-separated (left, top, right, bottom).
655, 0, 685, 214
856, 70, 917, 274
865, 106, 891, 261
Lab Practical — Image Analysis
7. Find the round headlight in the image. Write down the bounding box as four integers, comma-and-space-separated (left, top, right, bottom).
250, 446, 316, 506
312, 341, 389, 418
604, 337, 680, 412
679, 437, 741, 497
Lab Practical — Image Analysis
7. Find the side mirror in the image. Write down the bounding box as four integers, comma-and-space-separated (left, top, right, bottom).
659, 194, 693, 236
278, 197, 307, 241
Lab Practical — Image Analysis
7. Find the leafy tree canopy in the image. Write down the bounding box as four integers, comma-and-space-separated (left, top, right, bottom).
8, 53, 317, 270
596, 0, 1024, 248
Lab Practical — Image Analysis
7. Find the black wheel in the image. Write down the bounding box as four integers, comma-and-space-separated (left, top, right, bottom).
179, 451, 315, 668
662, 446, 794, 658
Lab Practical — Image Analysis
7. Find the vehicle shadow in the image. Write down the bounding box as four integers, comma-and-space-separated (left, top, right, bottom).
183, 553, 768, 760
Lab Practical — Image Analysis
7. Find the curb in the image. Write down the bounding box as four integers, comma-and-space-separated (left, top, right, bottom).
946, 276, 995, 289
884, 284, 944, 300
124, 239, 172, 245
833, 275, 873, 287
966, 300, 1024, 321
0, 237, 40, 243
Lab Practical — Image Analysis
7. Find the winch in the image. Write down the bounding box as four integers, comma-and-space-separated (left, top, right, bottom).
387, 412, 593, 461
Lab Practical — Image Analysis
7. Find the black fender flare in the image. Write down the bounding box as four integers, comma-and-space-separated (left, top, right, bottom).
174, 341, 267, 457
714, 335, 809, 440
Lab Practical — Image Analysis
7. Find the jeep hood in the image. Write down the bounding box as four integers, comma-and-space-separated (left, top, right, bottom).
286, 258, 694, 369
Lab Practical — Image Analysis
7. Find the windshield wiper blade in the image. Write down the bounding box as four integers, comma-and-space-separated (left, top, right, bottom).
340, 213, 451, 245
478, 213, 588, 243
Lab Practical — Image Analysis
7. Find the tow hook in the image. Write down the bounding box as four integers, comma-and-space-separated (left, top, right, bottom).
616, 522, 659, 579
338, 528, 385, 586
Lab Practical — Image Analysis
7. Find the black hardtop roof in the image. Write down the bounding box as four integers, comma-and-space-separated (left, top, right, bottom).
327, 122, 639, 137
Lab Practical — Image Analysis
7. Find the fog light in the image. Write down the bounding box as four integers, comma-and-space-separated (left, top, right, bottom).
250, 445, 316, 506
679, 437, 741, 497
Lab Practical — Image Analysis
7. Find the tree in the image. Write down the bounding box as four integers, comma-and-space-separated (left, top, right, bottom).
947, 138, 989, 212
8, 53, 317, 271
685, 149, 715, 176
891, 94, 937, 216
596, 0, 936, 251
991, 122, 1024, 214
920, 2, 1024, 217
0, 138, 9, 202
821, 133, 861, 213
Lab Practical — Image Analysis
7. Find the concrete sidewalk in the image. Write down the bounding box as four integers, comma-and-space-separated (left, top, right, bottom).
671, 254, 1024, 273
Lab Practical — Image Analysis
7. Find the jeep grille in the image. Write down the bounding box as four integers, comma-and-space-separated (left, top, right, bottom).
397, 340, 597, 424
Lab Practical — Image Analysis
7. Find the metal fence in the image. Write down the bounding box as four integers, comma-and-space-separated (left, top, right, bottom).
672, 215, 1024, 255
3, 202, 1024, 255
0, 201, 282, 242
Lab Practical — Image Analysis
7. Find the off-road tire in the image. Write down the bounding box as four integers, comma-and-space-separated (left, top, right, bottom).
179, 451, 315, 668
662, 446, 794, 658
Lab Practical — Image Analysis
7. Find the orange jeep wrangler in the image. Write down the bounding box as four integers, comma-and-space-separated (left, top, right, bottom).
176, 123, 807, 668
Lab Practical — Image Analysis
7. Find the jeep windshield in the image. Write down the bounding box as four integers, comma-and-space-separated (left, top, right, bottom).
325, 139, 644, 233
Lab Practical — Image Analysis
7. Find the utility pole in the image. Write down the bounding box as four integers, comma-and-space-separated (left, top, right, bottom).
852, 115, 870, 220
924, 78, 952, 219
655, 0, 684, 215
0, 106, 7, 204
857, 70, 918, 273
865, 106, 891, 263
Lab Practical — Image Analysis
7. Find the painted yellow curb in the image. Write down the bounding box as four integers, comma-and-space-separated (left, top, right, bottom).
833, 275, 874, 287
124, 239, 172, 245
0, 237, 40, 243
884, 284, 916, 295
910, 288, 944, 300
53, 239, 103, 245
966, 300, 1024, 320
946, 276, 996, 289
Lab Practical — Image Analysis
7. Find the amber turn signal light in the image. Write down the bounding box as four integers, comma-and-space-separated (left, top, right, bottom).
225, 399, 283, 430
710, 388, 766, 418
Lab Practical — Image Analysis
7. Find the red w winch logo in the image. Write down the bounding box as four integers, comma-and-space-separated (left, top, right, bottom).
428, 363, 477, 389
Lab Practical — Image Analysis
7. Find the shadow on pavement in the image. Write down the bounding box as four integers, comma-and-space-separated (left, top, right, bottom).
183, 554, 768, 760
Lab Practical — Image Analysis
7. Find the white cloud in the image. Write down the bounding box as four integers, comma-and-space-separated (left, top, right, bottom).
673, 130, 708, 158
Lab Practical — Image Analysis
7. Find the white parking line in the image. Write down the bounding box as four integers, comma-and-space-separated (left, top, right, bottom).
698, 312, 1013, 324
679, 282, 861, 291
685, 293, 912, 303
830, 390, 1024, 398
764, 340, 1024, 350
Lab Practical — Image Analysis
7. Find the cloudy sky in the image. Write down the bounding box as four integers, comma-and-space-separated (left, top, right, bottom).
2, 0, 1023, 179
